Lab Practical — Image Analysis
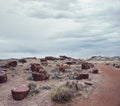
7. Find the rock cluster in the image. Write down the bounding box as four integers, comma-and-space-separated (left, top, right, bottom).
113, 63, 120, 69
1, 61, 17, 68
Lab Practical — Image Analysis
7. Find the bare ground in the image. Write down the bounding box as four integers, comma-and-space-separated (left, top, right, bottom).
0, 60, 120, 106
70, 64, 120, 106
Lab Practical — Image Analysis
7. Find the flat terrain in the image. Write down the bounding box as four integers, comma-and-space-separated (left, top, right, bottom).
70, 64, 120, 106
0, 57, 120, 106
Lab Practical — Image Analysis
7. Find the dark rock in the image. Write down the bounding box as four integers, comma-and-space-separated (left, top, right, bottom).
92, 68, 99, 74
113, 64, 120, 68
81, 63, 94, 69
19, 59, 27, 63
40, 59, 48, 66
85, 82, 93, 86
59, 55, 71, 60
65, 61, 76, 65
0, 71, 7, 83
45, 56, 56, 60
76, 73, 89, 80
1, 61, 17, 68
8, 61, 17, 67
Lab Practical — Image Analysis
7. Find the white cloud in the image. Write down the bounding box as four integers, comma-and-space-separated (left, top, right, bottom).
0, 0, 120, 58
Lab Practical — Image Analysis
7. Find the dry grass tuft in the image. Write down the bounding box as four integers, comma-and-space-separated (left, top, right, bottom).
51, 86, 72, 103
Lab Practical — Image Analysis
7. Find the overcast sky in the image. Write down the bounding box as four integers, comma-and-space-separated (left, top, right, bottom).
0, 0, 120, 59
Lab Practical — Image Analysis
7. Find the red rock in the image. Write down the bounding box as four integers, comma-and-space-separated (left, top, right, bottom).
31, 63, 43, 72
76, 73, 89, 80
32, 70, 49, 81
11, 85, 29, 100
59, 64, 68, 72
81, 63, 94, 69
0, 71, 7, 83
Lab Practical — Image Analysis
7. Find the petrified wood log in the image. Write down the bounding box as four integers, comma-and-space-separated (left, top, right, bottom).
92, 68, 99, 74
19, 59, 27, 63
76, 73, 89, 80
0, 71, 7, 83
8, 61, 17, 67
31, 63, 43, 72
81, 63, 94, 69
45, 56, 56, 60
32, 70, 49, 81
11, 85, 29, 100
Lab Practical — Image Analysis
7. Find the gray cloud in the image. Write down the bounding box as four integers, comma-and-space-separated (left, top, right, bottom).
17, 0, 120, 19
0, 0, 120, 58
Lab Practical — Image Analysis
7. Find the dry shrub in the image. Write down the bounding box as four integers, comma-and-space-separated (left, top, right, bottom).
27, 83, 37, 91
51, 86, 72, 103
27, 83, 40, 96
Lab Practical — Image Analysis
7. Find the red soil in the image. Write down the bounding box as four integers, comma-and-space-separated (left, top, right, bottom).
72, 64, 120, 106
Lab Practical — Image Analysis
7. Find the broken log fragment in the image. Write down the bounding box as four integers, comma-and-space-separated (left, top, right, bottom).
11, 85, 29, 100
76, 73, 89, 80
92, 68, 99, 74
32, 70, 49, 81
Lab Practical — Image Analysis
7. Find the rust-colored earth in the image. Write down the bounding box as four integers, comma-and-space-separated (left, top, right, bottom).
70, 64, 120, 106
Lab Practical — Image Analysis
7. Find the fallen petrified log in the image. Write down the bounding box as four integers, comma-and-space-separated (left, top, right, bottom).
59, 55, 71, 60
18, 59, 27, 63
45, 56, 56, 60
32, 70, 49, 81
1, 61, 17, 68
81, 62, 94, 69
8, 61, 17, 67
92, 68, 99, 74
11, 85, 29, 100
0, 71, 7, 83
31, 63, 43, 72
76, 73, 89, 80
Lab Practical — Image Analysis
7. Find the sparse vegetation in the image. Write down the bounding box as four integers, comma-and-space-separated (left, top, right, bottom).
51, 86, 73, 103
27, 83, 40, 96
27, 82, 37, 90
50, 81, 88, 103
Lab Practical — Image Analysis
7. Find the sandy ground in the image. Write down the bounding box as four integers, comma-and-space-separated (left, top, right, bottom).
69, 64, 120, 106
0, 60, 120, 106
